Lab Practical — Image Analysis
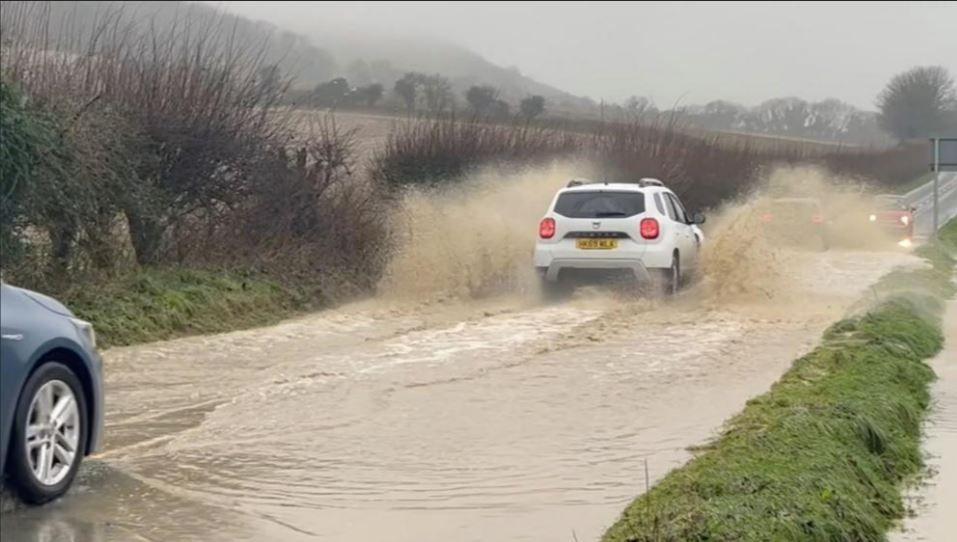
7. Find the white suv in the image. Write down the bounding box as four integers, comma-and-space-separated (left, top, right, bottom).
533, 178, 705, 294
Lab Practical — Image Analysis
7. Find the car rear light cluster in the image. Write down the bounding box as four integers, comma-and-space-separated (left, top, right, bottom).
539, 217, 556, 239
640, 218, 659, 239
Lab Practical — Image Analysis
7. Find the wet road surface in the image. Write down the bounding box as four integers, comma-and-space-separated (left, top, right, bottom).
905, 172, 957, 240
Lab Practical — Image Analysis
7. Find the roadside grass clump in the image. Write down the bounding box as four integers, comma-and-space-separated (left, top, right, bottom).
603, 220, 955, 542
61, 268, 310, 348
894, 171, 935, 195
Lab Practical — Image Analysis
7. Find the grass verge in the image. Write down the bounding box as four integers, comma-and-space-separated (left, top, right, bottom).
602, 219, 956, 542
62, 268, 313, 348
896, 172, 934, 195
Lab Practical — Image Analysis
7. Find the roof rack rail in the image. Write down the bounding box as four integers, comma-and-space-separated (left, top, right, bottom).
566, 178, 593, 188
637, 178, 664, 187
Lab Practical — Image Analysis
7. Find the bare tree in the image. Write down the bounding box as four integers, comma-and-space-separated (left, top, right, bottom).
466, 85, 498, 116
878, 66, 957, 141
420, 74, 454, 114
257, 64, 283, 97
519, 95, 546, 120
489, 99, 511, 119
313, 77, 351, 107
394, 73, 419, 112
359, 83, 384, 107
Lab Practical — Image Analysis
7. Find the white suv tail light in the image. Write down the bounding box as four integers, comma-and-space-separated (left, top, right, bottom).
539, 217, 556, 239
640, 218, 659, 239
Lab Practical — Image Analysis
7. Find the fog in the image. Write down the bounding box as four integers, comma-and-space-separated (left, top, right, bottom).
208, 1, 957, 110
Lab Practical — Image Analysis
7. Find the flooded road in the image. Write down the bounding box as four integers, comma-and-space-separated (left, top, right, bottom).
0, 248, 921, 542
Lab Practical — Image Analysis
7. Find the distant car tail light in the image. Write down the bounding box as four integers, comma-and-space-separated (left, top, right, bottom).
811, 214, 825, 225
539, 217, 556, 239
760, 213, 774, 224
640, 218, 659, 239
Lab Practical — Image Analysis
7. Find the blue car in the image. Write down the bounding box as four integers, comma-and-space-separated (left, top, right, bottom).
0, 283, 103, 503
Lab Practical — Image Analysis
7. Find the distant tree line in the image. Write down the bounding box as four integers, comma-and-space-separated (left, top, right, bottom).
295, 69, 547, 121
278, 57, 957, 147
664, 66, 957, 145
633, 97, 890, 146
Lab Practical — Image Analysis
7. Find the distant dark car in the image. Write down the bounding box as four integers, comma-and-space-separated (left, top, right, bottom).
757, 197, 830, 250
869, 194, 916, 245
0, 283, 103, 503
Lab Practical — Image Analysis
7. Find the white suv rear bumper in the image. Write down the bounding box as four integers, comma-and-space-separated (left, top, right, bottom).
533, 240, 673, 282
536, 257, 653, 282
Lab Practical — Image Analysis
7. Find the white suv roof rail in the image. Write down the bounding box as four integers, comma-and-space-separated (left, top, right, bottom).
565, 178, 665, 189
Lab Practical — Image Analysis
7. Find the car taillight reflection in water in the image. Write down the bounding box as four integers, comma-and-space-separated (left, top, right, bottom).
640, 218, 659, 239
539, 217, 556, 239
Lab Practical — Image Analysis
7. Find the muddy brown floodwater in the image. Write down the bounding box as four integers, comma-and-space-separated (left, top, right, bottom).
0, 246, 921, 542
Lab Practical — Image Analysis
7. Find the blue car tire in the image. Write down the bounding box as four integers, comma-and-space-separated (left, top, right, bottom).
8, 362, 89, 504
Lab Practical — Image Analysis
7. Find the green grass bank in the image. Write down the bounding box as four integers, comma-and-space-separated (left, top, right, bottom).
60, 268, 314, 348
603, 219, 956, 542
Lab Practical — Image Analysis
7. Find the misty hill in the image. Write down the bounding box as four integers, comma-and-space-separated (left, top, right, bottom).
1, 1, 595, 115
0, 1, 340, 83
2, 1, 890, 145
308, 31, 598, 115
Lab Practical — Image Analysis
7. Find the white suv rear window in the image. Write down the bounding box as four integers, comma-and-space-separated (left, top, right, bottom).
553, 191, 645, 218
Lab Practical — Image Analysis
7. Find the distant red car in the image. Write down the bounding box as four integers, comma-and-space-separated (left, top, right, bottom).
870, 195, 915, 244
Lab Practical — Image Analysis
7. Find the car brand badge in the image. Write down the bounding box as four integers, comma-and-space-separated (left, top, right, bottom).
592, 221, 601, 229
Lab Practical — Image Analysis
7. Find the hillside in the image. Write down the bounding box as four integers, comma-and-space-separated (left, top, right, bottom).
0, 1, 339, 84
309, 31, 598, 115
0, 1, 595, 115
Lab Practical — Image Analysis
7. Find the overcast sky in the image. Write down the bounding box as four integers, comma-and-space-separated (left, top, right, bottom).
210, 1, 957, 110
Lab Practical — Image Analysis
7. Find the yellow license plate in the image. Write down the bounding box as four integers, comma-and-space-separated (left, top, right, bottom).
576, 238, 618, 250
